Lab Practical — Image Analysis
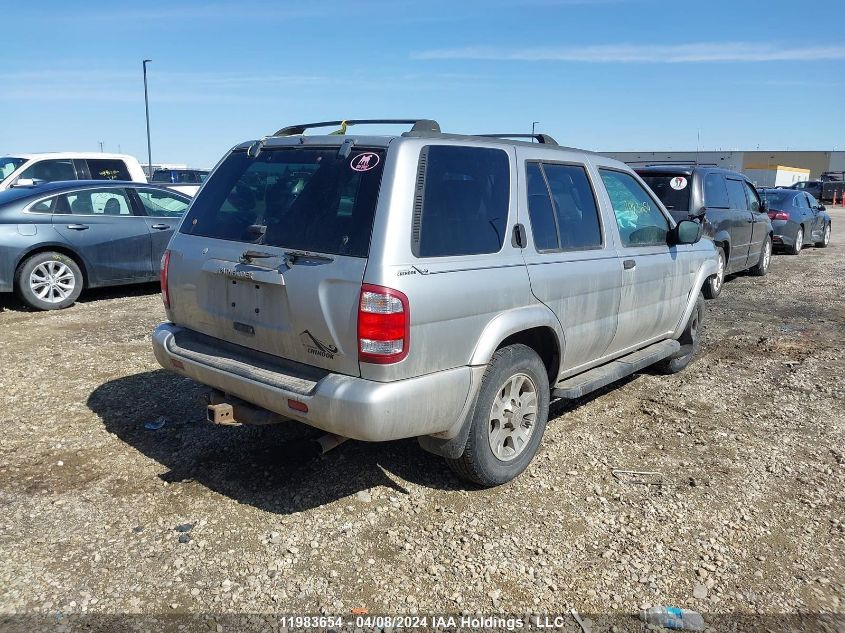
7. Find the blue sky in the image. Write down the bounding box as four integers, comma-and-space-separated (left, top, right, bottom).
2, 0, 844, 167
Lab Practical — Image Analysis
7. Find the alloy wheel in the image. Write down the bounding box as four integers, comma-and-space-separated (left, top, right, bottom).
487, 373, 538, 462
29, 260, 76, 304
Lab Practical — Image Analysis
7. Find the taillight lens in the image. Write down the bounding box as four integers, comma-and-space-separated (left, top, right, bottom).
768, 210, 789, 221
160, 249, 171, 308
358, 283, 409, 364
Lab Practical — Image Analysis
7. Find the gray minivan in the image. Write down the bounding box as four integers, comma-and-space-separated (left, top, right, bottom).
152, 119, 717, 486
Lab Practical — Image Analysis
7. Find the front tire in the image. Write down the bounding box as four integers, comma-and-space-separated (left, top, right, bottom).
749, 236, 772, 276
788, 227, 803, 256
816, 223, 831, 248
654, 293, 704, 375
14, 251, 83, 310
446, 344, 550, 487
702, 247, 725, 299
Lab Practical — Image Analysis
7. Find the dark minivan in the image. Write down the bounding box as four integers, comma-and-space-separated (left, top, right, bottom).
636, 166, 773, 299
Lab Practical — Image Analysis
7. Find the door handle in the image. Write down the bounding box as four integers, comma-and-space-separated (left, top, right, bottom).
66, 224, 89, 230
623, 259, 636, 270
150, 223, 170, 230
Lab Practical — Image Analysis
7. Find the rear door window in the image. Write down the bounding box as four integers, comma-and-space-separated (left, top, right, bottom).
526, 162, 559, 251
135, 188, 190, 217
725, 179, 748, 210
525, 162, 602, 251
600, 169, 669, 247
414, 145, 509, 257
704, 173, 730, 208
18, 159, 76, 183
87, 159, 132, 181
181, 147, 385, 258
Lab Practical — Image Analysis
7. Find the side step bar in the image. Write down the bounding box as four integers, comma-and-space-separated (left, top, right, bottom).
552, 339, 680, 400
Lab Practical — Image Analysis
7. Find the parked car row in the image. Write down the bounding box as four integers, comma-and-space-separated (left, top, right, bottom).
0, 181, 191, 309
0, 152, 207, 196
2, 120, 834, 488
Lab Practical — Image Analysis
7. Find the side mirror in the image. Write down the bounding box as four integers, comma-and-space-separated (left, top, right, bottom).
671, 219, 702, 245
11, 178, 35, 187
818, 204, 826, 211
760, 199, 769, 212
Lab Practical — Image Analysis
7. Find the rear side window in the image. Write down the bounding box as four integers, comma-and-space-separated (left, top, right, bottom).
181, 147, 385, 258
526, 162, 602, 251
704, 173, 730, 208
28, 195, 62, 213
87, 159, 131, 181
66, 188, 132, 215
600, 169, 669, 247
414, 145, 509, 257
725, 179, 747, 210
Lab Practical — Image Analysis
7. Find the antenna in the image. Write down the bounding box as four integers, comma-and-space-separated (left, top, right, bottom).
695, 129, 701, 166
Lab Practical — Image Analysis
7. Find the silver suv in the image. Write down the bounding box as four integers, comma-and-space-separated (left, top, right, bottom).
152, 119, 717, 486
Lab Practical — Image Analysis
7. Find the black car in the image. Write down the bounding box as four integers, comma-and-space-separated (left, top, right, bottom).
0, 181, 191, 310
636, 165, 773, 299
758, 188, 832, 254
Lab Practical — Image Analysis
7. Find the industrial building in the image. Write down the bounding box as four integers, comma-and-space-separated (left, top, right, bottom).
601, 150, 845, 186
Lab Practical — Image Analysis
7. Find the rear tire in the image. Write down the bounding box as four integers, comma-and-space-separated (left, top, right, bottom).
702, 247, 725, 299
815, 223, 831, 248
749, 236, 772, 276
654, 293, 703, 375
15, 251, 83, 310
446, 344, 550, 487
788, 227, 803, 256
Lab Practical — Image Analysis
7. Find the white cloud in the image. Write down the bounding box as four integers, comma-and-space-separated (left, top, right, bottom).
413, 42, 845, 63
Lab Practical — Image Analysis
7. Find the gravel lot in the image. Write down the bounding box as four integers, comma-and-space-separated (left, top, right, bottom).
1, 210, 843, 632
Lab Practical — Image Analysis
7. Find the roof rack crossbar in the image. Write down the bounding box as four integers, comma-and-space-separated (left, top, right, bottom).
476, 133, 559, 146
273, 119, 441, 137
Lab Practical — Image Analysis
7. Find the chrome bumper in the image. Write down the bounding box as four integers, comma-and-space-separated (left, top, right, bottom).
151, 323, 476, 442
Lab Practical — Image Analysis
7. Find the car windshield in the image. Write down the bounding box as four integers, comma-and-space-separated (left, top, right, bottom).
639, 174, 692, 212
0, 157, 26, 184
759, 190, 795, 208
180, 147, 386, 258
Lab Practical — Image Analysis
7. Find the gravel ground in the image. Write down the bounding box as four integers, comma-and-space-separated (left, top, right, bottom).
0, 210, 843, 633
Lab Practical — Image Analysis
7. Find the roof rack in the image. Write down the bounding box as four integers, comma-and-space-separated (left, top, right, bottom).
273, 119, 441, 137
628, 161, 718, 167
476, 133, 558, 146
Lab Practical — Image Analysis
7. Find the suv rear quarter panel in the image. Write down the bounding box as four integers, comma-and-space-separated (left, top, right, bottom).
361, 138, 551, 383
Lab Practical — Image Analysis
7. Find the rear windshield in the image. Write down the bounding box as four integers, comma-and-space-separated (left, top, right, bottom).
180, 147, 386, 257
759, 190, 796, 208
639, 174, 692, 213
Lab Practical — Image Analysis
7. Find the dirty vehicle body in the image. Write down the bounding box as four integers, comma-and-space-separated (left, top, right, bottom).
0, 181, 191, 310
636, 165, 773, 299
758, 188, 832, 254
152, 119, 717, 485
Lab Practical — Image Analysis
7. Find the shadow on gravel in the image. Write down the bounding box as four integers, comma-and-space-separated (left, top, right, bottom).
87, 369, 469, 514
0, 281, 161, 312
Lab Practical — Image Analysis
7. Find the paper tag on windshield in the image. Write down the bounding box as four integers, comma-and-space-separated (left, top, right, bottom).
670, 176, 688, 190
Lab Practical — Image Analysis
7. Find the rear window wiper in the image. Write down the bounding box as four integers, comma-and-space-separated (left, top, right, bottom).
284, 250, 335, 266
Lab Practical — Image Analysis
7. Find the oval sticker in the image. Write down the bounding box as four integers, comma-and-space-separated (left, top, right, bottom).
670, 176, 688, 190
350, 152, 380, 172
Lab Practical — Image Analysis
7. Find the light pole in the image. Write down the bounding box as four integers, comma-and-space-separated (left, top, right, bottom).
142, 59, 153, 177
531, 121, 539, 141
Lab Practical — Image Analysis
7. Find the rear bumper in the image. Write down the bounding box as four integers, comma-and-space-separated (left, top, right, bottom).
151, 323, 475, 442
771, 220, 797, 246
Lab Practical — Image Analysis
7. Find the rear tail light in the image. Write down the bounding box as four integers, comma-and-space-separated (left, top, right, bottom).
358, 283, 409, 364
768, 210, 789, 221
160, 249, 171, 308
